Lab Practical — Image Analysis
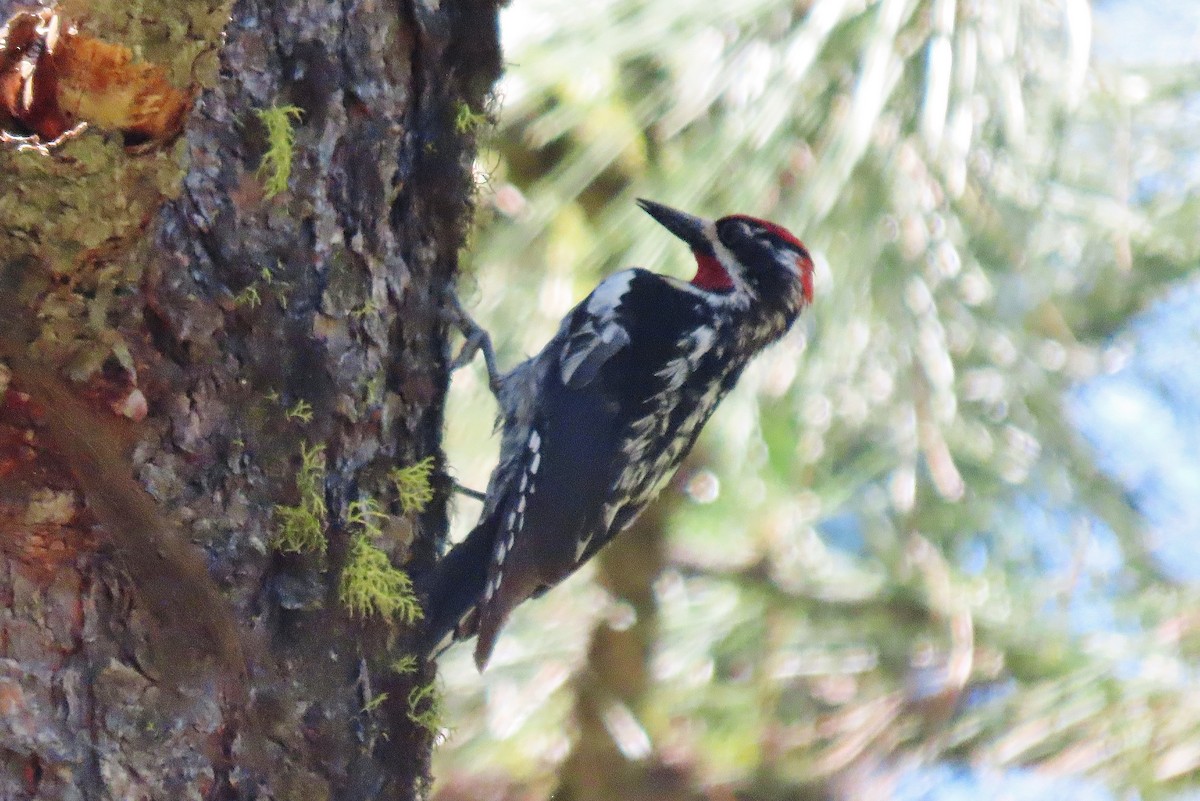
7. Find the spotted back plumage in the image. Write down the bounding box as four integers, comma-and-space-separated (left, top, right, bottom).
420, 203, 813, 669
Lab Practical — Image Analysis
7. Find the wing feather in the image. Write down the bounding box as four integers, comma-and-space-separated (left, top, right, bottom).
558, 269, 637, 387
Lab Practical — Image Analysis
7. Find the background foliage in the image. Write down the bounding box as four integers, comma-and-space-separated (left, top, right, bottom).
436, 0, 1200, 798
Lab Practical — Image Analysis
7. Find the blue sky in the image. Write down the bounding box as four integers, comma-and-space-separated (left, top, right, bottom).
1093, 0, 1200, 65
1071, 281, 1200, 582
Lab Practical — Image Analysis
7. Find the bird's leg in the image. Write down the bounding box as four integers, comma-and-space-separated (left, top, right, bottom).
444, 289, 502, 397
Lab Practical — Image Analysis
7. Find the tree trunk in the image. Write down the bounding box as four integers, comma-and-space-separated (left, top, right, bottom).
0, 0, 500, 798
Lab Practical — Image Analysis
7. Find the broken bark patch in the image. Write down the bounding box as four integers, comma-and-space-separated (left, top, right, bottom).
0, 7, 190, 148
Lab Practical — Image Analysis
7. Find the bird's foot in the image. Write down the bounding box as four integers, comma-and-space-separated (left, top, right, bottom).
444, 288, 502, 397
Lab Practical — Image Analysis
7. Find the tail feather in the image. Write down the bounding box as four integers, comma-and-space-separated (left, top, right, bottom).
416, 516, 496, 659
472, 576, 524, 671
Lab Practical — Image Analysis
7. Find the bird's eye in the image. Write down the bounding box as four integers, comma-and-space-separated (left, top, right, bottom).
719, 219, 754, 243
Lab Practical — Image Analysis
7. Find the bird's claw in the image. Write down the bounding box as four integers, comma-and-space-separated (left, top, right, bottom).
444, 288, 502, 396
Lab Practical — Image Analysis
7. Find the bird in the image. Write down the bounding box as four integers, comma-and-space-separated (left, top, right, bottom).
423, 198, 815, 670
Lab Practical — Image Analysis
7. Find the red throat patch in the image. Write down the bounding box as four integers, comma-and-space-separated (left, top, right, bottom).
691, 251, 734, 292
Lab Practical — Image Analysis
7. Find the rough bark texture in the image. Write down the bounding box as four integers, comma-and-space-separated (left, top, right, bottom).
0, 0, 501, 798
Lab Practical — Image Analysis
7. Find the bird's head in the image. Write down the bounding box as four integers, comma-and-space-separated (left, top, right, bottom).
637, 198, 814, 314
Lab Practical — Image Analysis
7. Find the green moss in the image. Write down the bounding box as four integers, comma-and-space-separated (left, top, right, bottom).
256, 105, 303, 198
361, 691, 389, 713
75, 0, 233, 88
234, 285, 261, 308
285, 399, 313, 423
351, 298, 381, 319
271, 442, 328, 554
389, 456, 435, 515
0, 0, 232, 401
346, 497, 387, 532
391, 655, 419, 675
454, 101, 489, 135
339, 499, 422, 622
407, 680, 444, 735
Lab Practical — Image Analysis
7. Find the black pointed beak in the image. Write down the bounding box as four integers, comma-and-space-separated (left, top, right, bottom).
637, 198, 711, 251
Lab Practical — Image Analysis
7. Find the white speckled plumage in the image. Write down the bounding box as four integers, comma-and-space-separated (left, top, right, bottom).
422, 201, 815, 670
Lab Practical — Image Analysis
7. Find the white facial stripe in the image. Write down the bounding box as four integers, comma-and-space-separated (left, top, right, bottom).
711, 238, 745, 289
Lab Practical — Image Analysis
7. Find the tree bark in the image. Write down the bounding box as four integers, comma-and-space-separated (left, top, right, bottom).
0, 0, 501, 798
